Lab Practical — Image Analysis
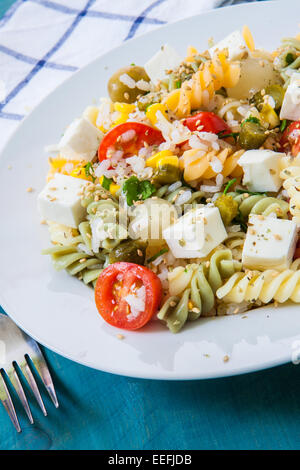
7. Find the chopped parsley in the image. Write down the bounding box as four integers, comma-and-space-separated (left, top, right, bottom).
235, 189, 266, 196
175, 80, 182, 89
122, 176, 156, 206
280, 119, 288, 132
84, 162, 95, 182
101, 175, 113, 190
241, 116, 261, 127
223, 178, 237, 195
147, 248, 169, 264
218, 131, 239, 141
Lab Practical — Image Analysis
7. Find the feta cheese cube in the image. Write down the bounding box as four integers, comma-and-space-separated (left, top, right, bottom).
58, 117, 103, 161
163, 206, 227, 258
144, 44, 182, 84
37, 174, 91, 228
238, 149, 284, 193
280, 72, 300, 121
209, 30, 248, 61
242, 215, 298, 271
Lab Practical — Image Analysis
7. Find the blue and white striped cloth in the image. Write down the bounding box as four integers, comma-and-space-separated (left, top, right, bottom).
0, 0, 259, 151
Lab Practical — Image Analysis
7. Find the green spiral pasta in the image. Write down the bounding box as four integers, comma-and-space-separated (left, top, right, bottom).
226, 192, 289, 219
157, 249, 241, 333
81, 184, 128, 252
217, 261, 300, 304
42, 243, 104, 287
274, 38, 300, 87
154, 183, 204, 214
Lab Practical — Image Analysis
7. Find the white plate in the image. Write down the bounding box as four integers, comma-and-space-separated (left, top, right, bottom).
1, 0, 300, 380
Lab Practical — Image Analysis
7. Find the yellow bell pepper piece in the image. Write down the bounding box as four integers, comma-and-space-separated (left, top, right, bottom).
157, 155, 179, 168
146, 150, 174, 168
111, 102, 136, 127
114, 102, 136, 114
70, 166, 93, 182
146, 103, 169, 126
99, 176, 120, 196
109, 183, 121, 196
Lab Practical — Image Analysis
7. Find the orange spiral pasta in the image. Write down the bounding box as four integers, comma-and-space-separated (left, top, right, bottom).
163, 52, 240, 118
181, 148, 244, 183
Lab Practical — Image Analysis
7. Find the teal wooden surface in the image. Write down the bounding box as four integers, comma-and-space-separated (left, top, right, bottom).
1, 0, 300, 450
0, 0, 15, 18
1, 299, 300, 450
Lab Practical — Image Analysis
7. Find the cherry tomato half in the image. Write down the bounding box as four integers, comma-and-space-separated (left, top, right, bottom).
183, 111, 231, 134
95, 262, 162, 330
280, 121, 300, 156
98, 122, 165, 162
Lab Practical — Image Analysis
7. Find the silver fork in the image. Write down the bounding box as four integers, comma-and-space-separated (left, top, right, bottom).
0, 313, 58, 432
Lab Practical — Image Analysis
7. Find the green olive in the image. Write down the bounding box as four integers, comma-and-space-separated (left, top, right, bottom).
107, 66, 150, 103
238, 121, 267, 150
107, 240, 147, 265
152, 164, 182, 186
252, 84, 285, 111
214, 194, 239, 226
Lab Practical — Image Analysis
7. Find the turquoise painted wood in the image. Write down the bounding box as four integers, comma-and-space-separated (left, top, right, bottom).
0, 0, 15, 18
1, 0, 300, 450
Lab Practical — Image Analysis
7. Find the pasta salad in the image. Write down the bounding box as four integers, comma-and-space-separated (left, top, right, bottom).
38, 27, 300, 333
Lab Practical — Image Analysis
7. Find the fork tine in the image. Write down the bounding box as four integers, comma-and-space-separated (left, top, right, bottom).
19, 362, 47, 416
27, 348, 59, 408
0, 371, 21, 433
7, 367, 34, 424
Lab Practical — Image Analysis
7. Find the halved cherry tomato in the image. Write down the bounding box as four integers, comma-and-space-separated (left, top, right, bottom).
280, 121, 300, 156
95, 262, 162, 330
98, 122, 165, 162
183, 111, 231, 134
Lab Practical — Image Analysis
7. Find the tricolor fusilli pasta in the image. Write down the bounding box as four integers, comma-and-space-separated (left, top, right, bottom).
157, 249, 241, 333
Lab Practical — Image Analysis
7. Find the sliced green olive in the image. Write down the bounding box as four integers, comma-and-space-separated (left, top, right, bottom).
238, 121, 267, 150
252, 84, 285, 111
152, 164, 182, 185
108, 66, 150, 103
107, 240, 147, 265
214, 194, 239, 226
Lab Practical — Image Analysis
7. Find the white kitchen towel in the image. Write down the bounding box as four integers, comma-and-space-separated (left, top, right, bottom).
0, 0, 255, 150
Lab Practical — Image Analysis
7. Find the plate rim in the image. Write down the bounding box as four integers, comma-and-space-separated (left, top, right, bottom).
0, 0, 297, 380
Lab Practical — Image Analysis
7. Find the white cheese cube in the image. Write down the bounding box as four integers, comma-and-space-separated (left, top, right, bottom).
37, 174, 91, 228
209, 30, 248, 61
163, 206, 227, 258
238, 149, 284, 193
280, 72, 300, 121
144, 44, 182, 84
242, 215, 297, 271
58, 117, 103, 161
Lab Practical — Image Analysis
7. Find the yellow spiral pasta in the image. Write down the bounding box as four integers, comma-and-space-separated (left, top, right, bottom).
182, 148, 244, 183
163, 52, 240, 118
280, 165, 300, 223
217, 263, 300, 304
